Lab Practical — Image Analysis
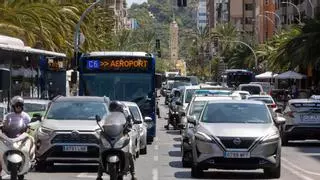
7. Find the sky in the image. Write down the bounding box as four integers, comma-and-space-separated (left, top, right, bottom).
127, 0, 147, 7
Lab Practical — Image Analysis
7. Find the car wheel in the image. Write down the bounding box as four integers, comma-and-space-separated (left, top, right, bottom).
35, 161, 53, 172
264, 160, 281, 178
140, 146, 147, 155
191, 165, 203, 178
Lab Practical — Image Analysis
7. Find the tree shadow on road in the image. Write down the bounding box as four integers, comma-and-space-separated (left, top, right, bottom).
36, 164, 98, 173
168, 150, 181, 157
173, 144, 181, 148
288, 141, 320, 148
173, 137, 181, 141
169, 161, 184, 168
166, 130, 181, 135
174, 170, 267, 179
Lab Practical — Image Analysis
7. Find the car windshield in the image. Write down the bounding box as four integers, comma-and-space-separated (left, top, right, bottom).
173, 81, 191, 89
248, 97, 274, 104
241, 86, 261, 94
129, 106, 142, 121
189, 101, 206, 119
185, 89, 197, 103
46, 101, 107, 120
24, 103, 47, 112
201, 102, 271, 124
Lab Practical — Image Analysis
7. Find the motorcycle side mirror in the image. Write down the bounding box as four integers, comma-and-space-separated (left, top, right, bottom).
95, 115, 102, 122
187, 115, 197, 125
31, 113, 42, 122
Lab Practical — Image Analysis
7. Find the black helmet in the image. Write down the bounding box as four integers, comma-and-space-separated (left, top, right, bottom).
109, 101, 124, 112
2, 116, 27, 138
11, 96, 24, 111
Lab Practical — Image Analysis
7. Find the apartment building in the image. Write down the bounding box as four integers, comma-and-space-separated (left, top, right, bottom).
102, 0, 127, 31
206, 0, 229, 29
276, 0, 320, 26
197, 0, 208, 29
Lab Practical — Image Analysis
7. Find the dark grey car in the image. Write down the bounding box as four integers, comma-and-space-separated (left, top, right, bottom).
188, 100, 284, 179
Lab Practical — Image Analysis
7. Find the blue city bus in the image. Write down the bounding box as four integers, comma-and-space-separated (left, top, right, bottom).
222, 69, 255, 88
78, 51, 161, 143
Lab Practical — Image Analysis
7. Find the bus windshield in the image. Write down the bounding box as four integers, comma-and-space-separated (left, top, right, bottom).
82, 73, 152, 101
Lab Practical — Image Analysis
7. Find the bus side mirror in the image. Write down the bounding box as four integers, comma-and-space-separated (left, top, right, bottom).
71, 71, 77, 84
155, 74, 162, 89
0, 68, 10, 91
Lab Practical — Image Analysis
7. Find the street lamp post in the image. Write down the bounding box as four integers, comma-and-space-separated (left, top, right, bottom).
265, 11, 282, 30
281, 1, 302, 24
307, 0, 315, 18
73, 0, 103, 69
220, 39, 258, 68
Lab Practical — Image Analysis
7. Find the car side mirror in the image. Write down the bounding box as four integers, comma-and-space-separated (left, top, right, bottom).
187, 115, 197, 125
175, 101, 182, 106
275, 108, 282, 114
275, 116, 286, 125
95, 115, 101, 122
31, 113, 42, 122
144, 116, 153, 129
134, 120, 142, 124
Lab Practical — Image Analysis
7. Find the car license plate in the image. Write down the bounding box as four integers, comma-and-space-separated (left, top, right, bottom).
63, 146, 88, 152
301, 114, 320, 123
224, 152, 250, 158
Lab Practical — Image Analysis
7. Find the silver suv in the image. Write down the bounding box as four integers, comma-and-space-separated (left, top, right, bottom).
35, 96, 110, 171
188, 100, 284, 178
281, 98, 320, 145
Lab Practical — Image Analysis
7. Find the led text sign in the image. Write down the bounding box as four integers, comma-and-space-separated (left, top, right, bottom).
85, 59, 150, 72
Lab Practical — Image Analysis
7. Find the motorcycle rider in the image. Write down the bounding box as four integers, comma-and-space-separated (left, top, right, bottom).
0, 96, 34, 180
96, 101, 137, 180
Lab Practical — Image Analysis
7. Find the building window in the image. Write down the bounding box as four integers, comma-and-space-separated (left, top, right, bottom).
198, 13, 206, 16
265, 0, 269, 5
245, 17, 253, 24
245, 3, 253, 11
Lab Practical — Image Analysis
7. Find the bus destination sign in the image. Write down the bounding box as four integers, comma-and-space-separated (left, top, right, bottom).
85, 59, 149, 71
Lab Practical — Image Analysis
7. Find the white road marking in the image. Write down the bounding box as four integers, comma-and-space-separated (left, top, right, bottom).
152, 168, 158, 180
282, 163, 314, 180
282, 157, 320, 176
154, 145, 159, 150
153, 155, 159, 161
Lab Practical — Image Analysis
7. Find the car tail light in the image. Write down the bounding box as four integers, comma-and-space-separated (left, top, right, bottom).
286, 111, 295, 118
269, 104, 277, 108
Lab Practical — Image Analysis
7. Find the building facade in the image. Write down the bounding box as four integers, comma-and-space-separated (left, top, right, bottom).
206, 0, 229, 29
197, 0, 208, 29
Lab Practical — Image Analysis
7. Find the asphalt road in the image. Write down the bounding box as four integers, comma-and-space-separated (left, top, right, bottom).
3, 97, 320, 180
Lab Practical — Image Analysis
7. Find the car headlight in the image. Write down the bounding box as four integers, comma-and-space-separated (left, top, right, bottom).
195, 132, 213, 142
261, 133, 280, 144
114, 135, 130, 149
38, 126, 53, 135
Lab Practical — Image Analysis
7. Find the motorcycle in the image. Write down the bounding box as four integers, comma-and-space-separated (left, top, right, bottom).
0, 117, 35, 180
165, 100, 180, 130
95, 113, 133, 180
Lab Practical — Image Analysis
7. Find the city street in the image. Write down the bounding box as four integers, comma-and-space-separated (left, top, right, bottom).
3, 97, 320, 180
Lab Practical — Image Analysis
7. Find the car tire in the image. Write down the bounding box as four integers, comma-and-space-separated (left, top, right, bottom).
191, 165, 203, 178
35, 161, 53, 172
264, 160, 281, 179
140, 146, 147, 155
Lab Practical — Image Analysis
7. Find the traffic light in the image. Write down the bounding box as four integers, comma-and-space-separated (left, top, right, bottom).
213, 37, 219, 47
156, 39, 160, 49
177, 0, 187, 7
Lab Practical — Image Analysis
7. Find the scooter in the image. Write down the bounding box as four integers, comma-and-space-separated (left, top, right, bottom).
0, 124, 35, 180
165, 101, 180, 130
95, 114, 133, 180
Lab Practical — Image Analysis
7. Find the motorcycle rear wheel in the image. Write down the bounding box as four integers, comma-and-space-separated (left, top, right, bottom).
18, 175, 24, 180
10, 165, 18, 180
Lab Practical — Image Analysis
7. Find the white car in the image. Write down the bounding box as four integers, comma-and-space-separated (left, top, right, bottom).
122, 101, 148, 155
247, 95, 277, 112
232, 90, 250, 99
